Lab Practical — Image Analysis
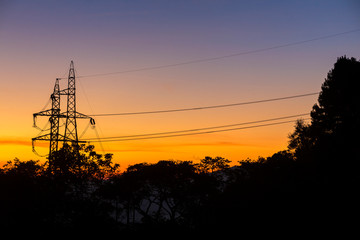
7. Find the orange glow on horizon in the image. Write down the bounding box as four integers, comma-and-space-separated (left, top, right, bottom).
0, 118, 297, 171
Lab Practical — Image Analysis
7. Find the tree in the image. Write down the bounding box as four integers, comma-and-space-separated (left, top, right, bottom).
2, 158, 44, 178
310, 56, 360, 159
123, 160, 202, 224
265, 150, 294, 167
288, 119, 315, 161
198, 156, 231, 173
98, 160, 220, 228
288, 56, 360, 164
311, 56, 360, 136
50, 143, 119, 181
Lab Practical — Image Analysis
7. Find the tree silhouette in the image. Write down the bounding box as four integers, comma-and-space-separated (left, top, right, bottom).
198, 156, 231, 173
289, 56, 360, 171
311, 56, 360, 137
311, 56, 360, 165
2, 158, 44, 177
0, 144, 119, 233
288, 119, 315, 162
50, 143, 119, 181
285, 56, 360, 228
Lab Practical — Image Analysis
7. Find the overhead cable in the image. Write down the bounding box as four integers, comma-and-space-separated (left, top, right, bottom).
90, 92, 318, 117
83, 113, 308, 140
88, 118, 310, 142
61, 28, 360, 80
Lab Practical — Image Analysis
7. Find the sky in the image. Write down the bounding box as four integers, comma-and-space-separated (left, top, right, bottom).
0, 0, 359, 169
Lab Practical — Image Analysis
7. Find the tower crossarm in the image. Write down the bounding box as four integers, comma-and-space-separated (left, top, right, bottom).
33, 109, 54, 117
57, 111, 92, 119
33, 110, 66, 128
58, 88, 70, 95
32, 133, 52, 141
32, 134, 86, 143
75, 111, 94, 119
34, 110, 66, 118
58, 111, 95, 122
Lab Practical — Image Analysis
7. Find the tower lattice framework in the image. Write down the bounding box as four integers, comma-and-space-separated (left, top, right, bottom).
32, 61, 94, 161
64, 61, 78, 142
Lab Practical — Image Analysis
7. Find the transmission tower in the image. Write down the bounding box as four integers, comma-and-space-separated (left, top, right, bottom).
64, 61, 79, 142
32, 61, 95, 161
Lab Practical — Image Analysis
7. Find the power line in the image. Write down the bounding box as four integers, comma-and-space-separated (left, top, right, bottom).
88, 118, 310, 143
90, 92, 318, 117
83, 113, 308, 140
64, 28, 360, 79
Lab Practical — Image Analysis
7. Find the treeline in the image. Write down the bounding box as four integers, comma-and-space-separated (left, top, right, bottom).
1, 56, 359, 234
0, 148, 332, 233
1, 148, 357, 234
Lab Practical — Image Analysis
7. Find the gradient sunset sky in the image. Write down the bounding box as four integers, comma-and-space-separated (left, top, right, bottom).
1, 0, 359, 168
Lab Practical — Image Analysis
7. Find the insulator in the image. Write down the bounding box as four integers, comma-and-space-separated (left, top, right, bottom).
33, 115, 37, 128
90, 118, 95, 125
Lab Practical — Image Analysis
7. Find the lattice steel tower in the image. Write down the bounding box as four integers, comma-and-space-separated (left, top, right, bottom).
32, 61, 94, 160
64, 61, 79, 142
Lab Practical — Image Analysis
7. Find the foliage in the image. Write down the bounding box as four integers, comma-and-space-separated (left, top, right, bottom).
288, 119, 315, 161
311, 56, 360, 140
197, 156, 231, 173
288, 56, 360, 172
50, 143, 119, 180
2, 158, 44, 177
